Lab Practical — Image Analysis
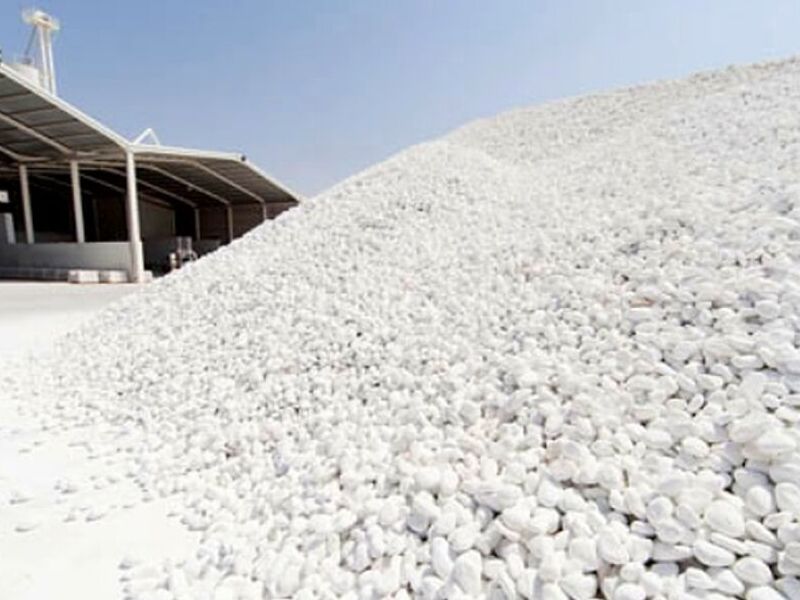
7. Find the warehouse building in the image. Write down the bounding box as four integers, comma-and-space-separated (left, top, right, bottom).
0, 11, 299, 283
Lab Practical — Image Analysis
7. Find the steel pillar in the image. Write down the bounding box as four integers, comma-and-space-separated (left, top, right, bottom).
125, 151, 145, 283
19, 164, 34, 243
70, 160, 85, 242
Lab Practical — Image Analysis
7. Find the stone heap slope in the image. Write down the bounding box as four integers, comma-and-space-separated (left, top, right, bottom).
7, 57, 800, 599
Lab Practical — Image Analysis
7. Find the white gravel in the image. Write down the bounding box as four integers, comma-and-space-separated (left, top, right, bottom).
5, 56, 800, 599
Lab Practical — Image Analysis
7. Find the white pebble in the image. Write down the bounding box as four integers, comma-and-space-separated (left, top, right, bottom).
746, 486, 775, 517
597, 529, 630, 565
713, 569, 745, 596
694, 540, 736, 567
746, 586, 787, 600
733, 556, 774, 586
559, 573, 596, 600
541, 583, 568, 600
613, 582, 646, 600
751, 430, 796, 458
430, 538, 453, 579
775, 483, 800, 517
451, 550, 482, 596
704, 500, 746, 538
414, 467, 441, 493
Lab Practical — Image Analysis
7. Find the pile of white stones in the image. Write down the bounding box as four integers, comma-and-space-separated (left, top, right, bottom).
9, 57, 800, 599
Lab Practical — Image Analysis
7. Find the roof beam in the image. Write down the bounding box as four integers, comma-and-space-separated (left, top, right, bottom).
8, 151, 125, 166
40, 130, 103, 140
1, 105, 54, 118
72, 160, 226, 207
189, 160, 265, 206
0, 141, 32, 162
28, 179, 65, 198
131, 153, 300, 204
9, 118, 81, 131
30, 172, 72, 191
2, 163, 72, 173
79, 173, 174, 209
33, 171, 177, 210
99, 167, 199, 209
0, 110, 72, 155
140, 164, 230, 206
0, 91, 34, 101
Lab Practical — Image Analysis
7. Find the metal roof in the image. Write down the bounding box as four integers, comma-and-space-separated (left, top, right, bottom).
0, 60, 301, 208
0, 62, 128, 162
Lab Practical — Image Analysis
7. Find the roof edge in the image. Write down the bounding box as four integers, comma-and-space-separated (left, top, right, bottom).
132, 143, 304, 203
0, 61, 131, 151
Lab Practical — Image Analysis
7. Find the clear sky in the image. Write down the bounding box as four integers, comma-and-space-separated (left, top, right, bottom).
2, 1, 799, 196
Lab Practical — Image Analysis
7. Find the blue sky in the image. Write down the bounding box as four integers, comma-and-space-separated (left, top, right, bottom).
2, 1, 799, 195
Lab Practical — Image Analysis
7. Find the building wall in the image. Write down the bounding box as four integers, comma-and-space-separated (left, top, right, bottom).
232, 204, 263, 238
198, 206, 228, 241
198, 203, 266, 242
28, 180, 75, 242
0, 178, 23, 242
0, 241, 132, 271
140, 200, 175, 239
90, 195, 127, 241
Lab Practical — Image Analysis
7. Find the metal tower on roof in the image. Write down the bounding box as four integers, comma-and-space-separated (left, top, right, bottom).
22, 8, 60, 95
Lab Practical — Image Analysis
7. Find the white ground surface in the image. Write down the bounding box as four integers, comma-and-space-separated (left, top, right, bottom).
0, 282, 136, 360
0, 282, 199, 600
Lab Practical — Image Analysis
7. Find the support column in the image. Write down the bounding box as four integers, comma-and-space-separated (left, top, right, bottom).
194, 207, 201, 241
37, 33, 51, 93
125, 151, 145, 283
226, 205, 234, 243
19, 164, 34, 243
261, 203, 268, 222
70, 160, 85, 243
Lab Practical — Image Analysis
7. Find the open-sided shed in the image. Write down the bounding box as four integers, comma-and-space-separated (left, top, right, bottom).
0, 61, 300, 282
